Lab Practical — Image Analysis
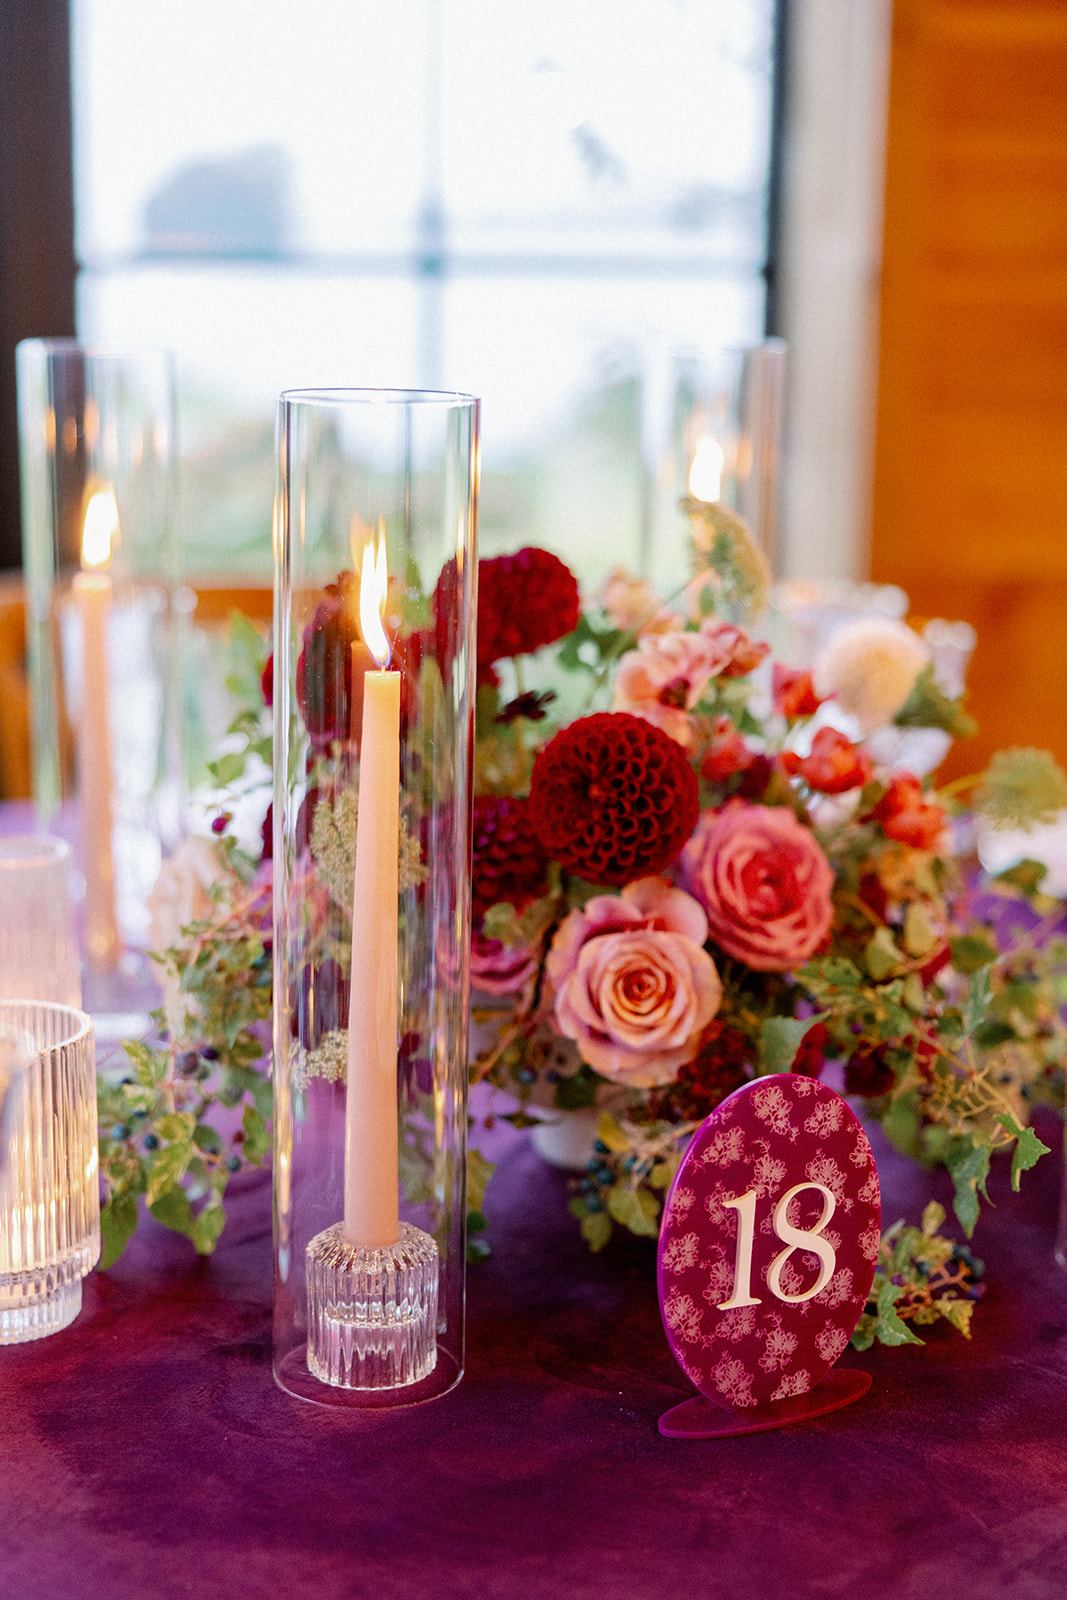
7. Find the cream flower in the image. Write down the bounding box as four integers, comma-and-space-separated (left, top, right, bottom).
813, 618, 930, 733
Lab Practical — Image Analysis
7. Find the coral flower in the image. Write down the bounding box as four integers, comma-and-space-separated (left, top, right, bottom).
783, 726, 873, 794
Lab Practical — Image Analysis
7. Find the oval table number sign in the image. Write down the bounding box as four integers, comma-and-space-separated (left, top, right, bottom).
657, 1073, 880, 1438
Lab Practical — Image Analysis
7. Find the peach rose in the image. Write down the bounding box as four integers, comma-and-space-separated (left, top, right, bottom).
545, 877, 722, 1087
681, 804, 835, 972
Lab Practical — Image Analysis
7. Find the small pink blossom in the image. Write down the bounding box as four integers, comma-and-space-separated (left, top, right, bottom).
611, 630, 728, 748
597, 567, 680, 636
545, 877, 722, 1087
681, 803, 835, 972
699, 617, 770, 678
470, 931, 539, 997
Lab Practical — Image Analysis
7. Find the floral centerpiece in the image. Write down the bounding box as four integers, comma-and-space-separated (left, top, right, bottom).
99, 507, 1067, 1348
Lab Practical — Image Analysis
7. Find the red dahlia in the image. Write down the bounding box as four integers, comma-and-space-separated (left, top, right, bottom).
475, 547, 580, 678
471, 796, 549, 920
528, 711, 699, 887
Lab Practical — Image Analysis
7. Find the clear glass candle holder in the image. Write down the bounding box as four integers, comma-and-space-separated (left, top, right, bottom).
0, 835, 81, 1007
16, 340, 180, 1047
272, 388, 478, 1407
0, 1001, 99, 1344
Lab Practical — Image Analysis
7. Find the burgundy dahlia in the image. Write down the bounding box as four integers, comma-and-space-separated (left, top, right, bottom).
471, 795, 549, 920
295, 573, 372, 745
475, 547, 580, 678
528, 711, 699, 887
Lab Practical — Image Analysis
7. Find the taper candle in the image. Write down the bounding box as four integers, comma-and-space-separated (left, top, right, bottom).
342, 526, 400, 1249
72, 484, 120, 969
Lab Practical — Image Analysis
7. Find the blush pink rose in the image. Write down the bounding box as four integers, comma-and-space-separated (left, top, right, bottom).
681, 804, 835, 972
470, 931, 539, 997
545, 877, 722, 1087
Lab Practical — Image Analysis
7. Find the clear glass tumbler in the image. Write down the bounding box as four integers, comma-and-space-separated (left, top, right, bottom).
272, 388, 478, 1407
0, 835, 81, 1007
0, 1001, 99, 1343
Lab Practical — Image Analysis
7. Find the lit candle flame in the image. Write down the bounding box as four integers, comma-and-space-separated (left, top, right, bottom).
688, 436, 725, 502
359, 518, 391, 668
81, 484, 120, 571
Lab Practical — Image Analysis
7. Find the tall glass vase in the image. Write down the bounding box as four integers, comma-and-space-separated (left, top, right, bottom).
272, 388, 478, 1407
16, 340, 179, 1056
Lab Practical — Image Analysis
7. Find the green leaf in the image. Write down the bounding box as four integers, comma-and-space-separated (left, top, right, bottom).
466, 1148, 495, 1215
156, 1111, 196, 1143
893, 662, 977, 739
597, 1112, 631, 1155
191, 1202, 226, 1255
580, 1210, 613, 1252
206, 750, 247, 787
99, 1192, 139, 1268
145, 1139, 194, 1206
951, 935, 999, 976
148, 1184, 196, 1240
873, 1278, 925, 1347
606, 1184, 659, 1237
902, 901, 938, 959
946, 1138, 992, 1237
650, 1152, 682, 1190
850, 1313, 876, 1352
192, 1122, 222, 1155
759, 1013, 826, 1076
865, 926, 903, 982
994, 1113, 1051, 1189
553, 1064, 599, 1110
972, 1019, 1016, 1050
993, 858, 1049, 896
466, 1210, 487, 1235
964, 966, 992, 1034
240, 1103, 270, 1166
921, 1200, 946, 1236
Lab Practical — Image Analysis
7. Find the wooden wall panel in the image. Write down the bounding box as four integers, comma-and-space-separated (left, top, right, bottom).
870, 0, 1067, 777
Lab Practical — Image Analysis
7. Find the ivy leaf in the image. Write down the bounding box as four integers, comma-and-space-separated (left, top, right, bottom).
156, 1111, 196, 1143
206, 750, 247, 787
921, 1200, 947, 1236
597, 1112, 631, 1155
873, 1278, 925, 1347
149, 1184, 196, 1240
759, 1014, 826, 1076
964, 967, 992, 1034
865, 926, 903, 982
467, 1148, 495, 1216
902, 901, 938, 959
946, 1138, 992, 1237
191, 1202, 227, 1255
606, 1184, 659, 1237
650, 1152, 683, 1190
975, 747, 1067, 831
145, 1139, 194, 1206
893, 662, 977, 739
951, 935, 999, 976
241, 1103, 270, 1166
99, 1192, 139, 1269
553, 1064, 599, 1111
994, 1113, 1051, 1190
580, 1210, 613, 1252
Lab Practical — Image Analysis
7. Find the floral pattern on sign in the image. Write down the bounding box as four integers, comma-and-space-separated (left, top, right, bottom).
657, 1074, 880, 1408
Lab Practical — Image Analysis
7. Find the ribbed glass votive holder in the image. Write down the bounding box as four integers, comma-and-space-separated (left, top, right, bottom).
0, 1001, 99, 1343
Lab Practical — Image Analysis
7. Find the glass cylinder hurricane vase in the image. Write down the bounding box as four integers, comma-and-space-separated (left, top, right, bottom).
16, 340, 179, 1044
272, 389, 478, 1407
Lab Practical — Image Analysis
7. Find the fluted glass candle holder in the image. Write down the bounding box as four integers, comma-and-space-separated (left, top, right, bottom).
16, 340, 179, 1050
272, 388, 478, 1407
0, 1001, 99, 1343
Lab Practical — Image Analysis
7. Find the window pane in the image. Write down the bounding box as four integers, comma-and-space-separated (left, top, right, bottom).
73, 0, 775, 583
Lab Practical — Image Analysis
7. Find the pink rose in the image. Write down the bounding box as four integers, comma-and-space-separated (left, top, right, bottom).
681, 804, 835, 972
545, 877, 722, 1087
470, 931, 539, 997
612, 630, 730, 748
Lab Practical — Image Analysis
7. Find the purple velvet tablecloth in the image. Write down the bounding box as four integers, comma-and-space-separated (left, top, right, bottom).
2, 1111, 1067, 1600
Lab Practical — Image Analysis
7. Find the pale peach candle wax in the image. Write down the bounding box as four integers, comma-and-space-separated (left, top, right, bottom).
72, 484, 120, 970
343, 527, 401, 1249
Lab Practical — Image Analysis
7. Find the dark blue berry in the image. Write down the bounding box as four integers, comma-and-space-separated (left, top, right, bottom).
593, 1138, 609, 1154
143, 1133, 160, 1150
586, 1196, 604, 1213
517, 1068, 536, 1086
226, 1155, 241, 1173
177, 1051, 199, 1076
110, 1124, 129, 1141
546, 1070, 560, 1084
200, 1046, 220, 1062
